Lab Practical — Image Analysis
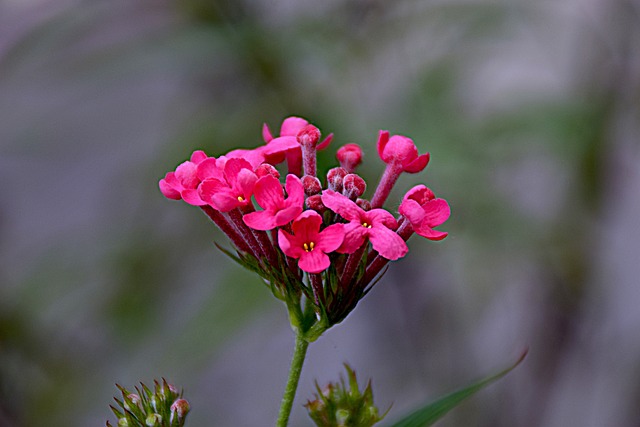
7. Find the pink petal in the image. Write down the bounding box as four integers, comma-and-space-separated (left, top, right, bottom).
398, 198, 426, 225
292, 210, 323, 238
338, 222, 367, 254
366, 208, 398, 230
190, 150, 208, 164
376, 130, 390, 161
159, 176, 181, 200
210, 193, 242, 212
280, 117, 308, 136
253, 175, 284, 211
274, 204, 303, 228
196, 158, 223, 181
223, 158, 253, 184
316, 133, 333, 151
369, 226, 408, 260
284, 174, 304, 207
175, 161, 199, 189
198, 178, 228, 204
225, 148, 265, 169
316, 223, 344, 253
422, 198, 450, 227
181, 188, 206, 206
278, 229, 303, 258
243, 210, 276, 231
298, 250, 331, 274
236, 168, 258, 200
262, 123, 274, 142
403, 152, 430, 173
321, 190, 363, 222
414, 226, 448, 241
262, 136, 300, 156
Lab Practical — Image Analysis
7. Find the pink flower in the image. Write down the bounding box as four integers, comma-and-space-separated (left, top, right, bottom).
321, 190, 408, 260
278, 211, 345, 273
159, 150, 208, 205
198, 158, 258, 212
261, 117, 333, 170
377, 131, 430, 173
398, 185, 450, 240
243, 174, 305, 230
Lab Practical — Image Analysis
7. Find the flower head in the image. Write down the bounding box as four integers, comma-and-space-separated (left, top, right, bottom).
377, 131, 430, 173
278, 211, 344, 273
243, 174, 305, 230
159, 150, 208, 205
198, 158, 258, 212
321, 190, 407, 260
399, 185, 450, 240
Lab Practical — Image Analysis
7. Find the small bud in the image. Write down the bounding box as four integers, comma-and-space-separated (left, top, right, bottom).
118, 418, 129, 427
327, 167, 347, 192
145, 414, 161, 427
342, 174, 366, 200
356, 198, 371, 211
303, 175, 322, 196
170, 399, 191, 420
336, 143, 363, 173
255, 163, 280, 179
297, 124, 321, 148
306, 195, 327, 214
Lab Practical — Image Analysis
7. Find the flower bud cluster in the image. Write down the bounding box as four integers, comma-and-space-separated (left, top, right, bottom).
160, 116, 450, 335
305, 364, 386, 427
107, 379, 189, 427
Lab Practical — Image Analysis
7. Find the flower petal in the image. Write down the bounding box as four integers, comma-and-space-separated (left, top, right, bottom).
414, 226, 448, 241
253, 175, 284, 211
181, 188, 206, 206
291, 210, 323, 238
190, 150, 208, 164
280, 116, 308, 136
366, 208, 398, 230
376, 130, 390, 161
274, 205, 303, 228
403, 152, 430, 173
338, 222, 367, 254
278, 229, 303, 258
243, 210, 277, 230
284, 174, 304, 207
369, 226, 408, 260
321, 190, 363, 222
159, 174, 181, 200
422, 198, 451, 227
196, 158, 223, 181
175, 161, 199, 189
316, 133, 333, 151
398, 198, 426, 225
316, 223, 344, 253
298, 250, 330, 274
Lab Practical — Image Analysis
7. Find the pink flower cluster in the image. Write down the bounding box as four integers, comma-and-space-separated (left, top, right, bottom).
160, 116, 449, 323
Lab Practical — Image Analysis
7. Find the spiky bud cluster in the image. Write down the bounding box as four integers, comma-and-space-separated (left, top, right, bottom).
107, 379, 190, 427
305, 365, 386, 427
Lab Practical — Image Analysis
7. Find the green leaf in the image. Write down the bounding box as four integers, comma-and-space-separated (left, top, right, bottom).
385, 348, 528, 427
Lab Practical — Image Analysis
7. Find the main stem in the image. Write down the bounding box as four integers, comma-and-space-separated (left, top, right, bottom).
276, 333, 309, 427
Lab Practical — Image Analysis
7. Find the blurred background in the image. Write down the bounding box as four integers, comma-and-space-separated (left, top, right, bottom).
1, 0, 639, 426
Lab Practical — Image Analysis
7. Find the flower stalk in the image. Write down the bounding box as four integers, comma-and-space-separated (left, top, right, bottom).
276, 333, 310, 427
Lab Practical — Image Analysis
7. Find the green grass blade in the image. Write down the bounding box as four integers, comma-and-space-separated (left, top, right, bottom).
386, 348, 528, 427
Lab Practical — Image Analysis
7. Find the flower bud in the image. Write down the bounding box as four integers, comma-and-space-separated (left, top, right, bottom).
336, 143, 363, 173
303, 175, 322, 196
255, 163, 280, 179
170, 399, 191, 420
145, 414, 161, 427
306, 195, 327, 214
326, 167, 347, 192
356, 198, 371, 211
297, 124, 321, 148
342, 174, 366, 200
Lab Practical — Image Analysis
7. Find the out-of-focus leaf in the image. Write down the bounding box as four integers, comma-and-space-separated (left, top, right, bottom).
385, 349, 528, 427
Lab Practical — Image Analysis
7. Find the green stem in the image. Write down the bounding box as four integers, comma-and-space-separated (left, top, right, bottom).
276, 333, 309, 427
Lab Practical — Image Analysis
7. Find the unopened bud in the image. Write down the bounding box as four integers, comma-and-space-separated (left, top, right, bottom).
145, 414, 161, 427
336, 143, 363, 173
297, 124, 321, 148
306, 195, 327, 214
342, 174, 366, 200
170, 399, 191, 419
356, 198, 371, 211
327, 167, 347, 192
118, 418, 129, 427
255, 163, 280, 179
303, 175, 322, 196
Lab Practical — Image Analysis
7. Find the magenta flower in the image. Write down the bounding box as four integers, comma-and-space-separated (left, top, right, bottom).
278, 211, 345, 273
261, 117, 333, 172
377, 131, 430, 173
198, 158, 258, 212
398, 185, 450, 240
321, 190, 408, 260
159, 150, 208, 205
243, 174, 305, 230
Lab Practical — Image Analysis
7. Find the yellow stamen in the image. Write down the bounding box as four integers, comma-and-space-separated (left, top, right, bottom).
362, 222, 372, 228
237, 196, 244, 202
303, 242, 315, 252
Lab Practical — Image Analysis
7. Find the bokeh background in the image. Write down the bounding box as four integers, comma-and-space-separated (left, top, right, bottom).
1, 0, 639, 426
